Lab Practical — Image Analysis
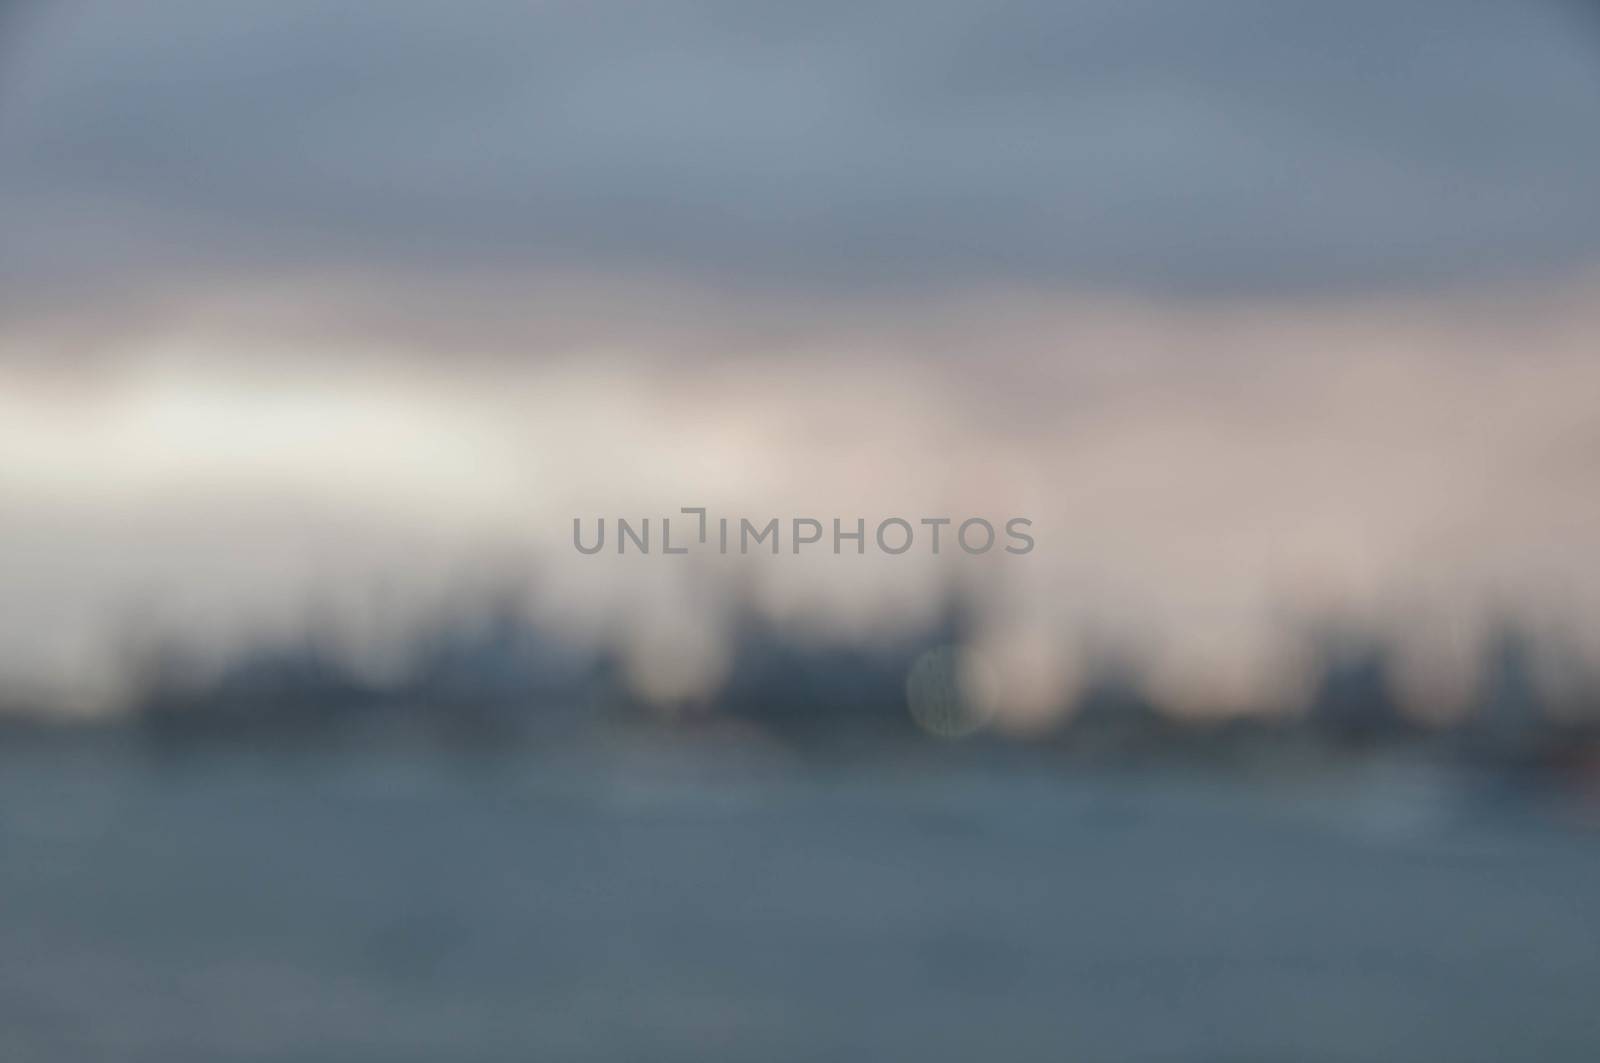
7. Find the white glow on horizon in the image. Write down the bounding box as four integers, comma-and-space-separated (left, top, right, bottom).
1, 279, 1598, 719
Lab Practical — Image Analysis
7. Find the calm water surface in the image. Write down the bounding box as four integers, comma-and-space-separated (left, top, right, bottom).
2, 739, 1597, 1061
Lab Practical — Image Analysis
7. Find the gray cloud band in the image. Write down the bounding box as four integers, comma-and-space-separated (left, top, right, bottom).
575, 509, 1033, 556
5, 0, 1600, 316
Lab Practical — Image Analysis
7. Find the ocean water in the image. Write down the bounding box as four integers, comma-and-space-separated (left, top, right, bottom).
2, 738, 1597, 1062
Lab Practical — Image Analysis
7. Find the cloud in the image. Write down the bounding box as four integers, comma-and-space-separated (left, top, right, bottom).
3, 0, 1600, 323
2, 1, 1599, 717
2, 280, 1599, 715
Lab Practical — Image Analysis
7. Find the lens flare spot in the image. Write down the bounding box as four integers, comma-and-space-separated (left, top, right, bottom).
906, 645, 996, 739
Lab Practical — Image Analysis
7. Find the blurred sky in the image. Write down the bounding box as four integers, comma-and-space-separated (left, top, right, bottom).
2, 1, 1599, 719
